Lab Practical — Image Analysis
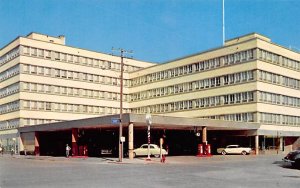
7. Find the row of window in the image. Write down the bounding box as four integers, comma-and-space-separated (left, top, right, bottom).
130, 70, 254, 101
131, 91, 254, 114
0, 82, 19, 98
258, 70, 300, 89
22, 118, 62, 127
0, 118, 64, 130
0, 119, 20, 130
0, 65, 19, 82
259, 91, 300, 107
260, 112, 300, 126
0, 101, 20, 114
1, 112, 299, 130
282, 57, 300, 71
131, 49, 255, 87
259, 49, 280, 65
258, 49, 300, 71
21, 82, 129, 101
21, 64, 130, 87
21, 45, 140, 72
201, 113, 255, 122
0, 47, 20, 67
22, 100, 130, 115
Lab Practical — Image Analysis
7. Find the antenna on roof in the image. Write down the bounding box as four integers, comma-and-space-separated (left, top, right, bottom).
222, 0, 225, 46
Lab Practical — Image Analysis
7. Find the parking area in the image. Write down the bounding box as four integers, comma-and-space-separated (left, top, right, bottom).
0, 154, 299, 188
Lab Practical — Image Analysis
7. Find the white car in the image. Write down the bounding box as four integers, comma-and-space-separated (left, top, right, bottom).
217, 145, 252, 155
133, 144, 168, 158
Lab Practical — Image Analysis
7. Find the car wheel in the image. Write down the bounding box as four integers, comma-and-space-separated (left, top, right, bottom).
221, 150, 226, 155
295, 160, 300, 169
241, 151, 247, 155
154, 154, 160, 158
133, 152, 136, 158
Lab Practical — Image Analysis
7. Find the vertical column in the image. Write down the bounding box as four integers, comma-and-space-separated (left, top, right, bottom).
18, 133, 24, 154
72, 129, 78, 156
202, 126, 207, 144
279, 137, 284, 152
128, 123, 134, 160
34, 132, 40, 156
255, 135, 259, 155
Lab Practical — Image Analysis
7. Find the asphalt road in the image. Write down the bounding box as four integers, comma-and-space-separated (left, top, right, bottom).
0, 154, 299, 188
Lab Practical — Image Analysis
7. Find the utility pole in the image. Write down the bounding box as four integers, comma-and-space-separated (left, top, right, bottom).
112, 48, 133, 162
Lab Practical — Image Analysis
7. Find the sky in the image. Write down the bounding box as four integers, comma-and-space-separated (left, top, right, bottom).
0, 0, 300, 63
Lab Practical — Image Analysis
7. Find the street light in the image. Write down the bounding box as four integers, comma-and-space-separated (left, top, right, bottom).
146, 113, 152, 161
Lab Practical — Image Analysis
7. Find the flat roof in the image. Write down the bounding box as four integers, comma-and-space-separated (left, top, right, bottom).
18, 113, 260, 133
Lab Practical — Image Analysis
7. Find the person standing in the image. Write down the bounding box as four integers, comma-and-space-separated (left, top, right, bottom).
66, 144, 71, 158
11, 148, 14, 156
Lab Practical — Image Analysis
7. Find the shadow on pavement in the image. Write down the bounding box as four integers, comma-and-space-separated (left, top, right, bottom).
282, 175, 300, 178
273, 160, 300, 170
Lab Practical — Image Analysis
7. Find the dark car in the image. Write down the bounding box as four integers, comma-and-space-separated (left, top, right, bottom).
283, 149, 300, 169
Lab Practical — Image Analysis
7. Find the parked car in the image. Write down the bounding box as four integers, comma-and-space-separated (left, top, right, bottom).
217, 145, 252, 155
133, 144, 168, 158
283, 148, 300, 169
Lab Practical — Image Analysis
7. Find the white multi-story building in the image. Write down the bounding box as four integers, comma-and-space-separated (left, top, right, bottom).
0, 33, 154, 149
1, 32, 300, 152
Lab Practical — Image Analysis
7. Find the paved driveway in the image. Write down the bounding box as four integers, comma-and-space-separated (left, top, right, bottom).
0, 154, 299, 188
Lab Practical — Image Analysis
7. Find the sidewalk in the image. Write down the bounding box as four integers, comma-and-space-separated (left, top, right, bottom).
1, 154, 166, 165
1, 153, 286, 165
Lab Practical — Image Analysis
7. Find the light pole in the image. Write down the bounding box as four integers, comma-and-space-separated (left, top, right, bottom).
146, 114, 152, 161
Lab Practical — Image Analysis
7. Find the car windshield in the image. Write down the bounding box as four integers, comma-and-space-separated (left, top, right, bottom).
227, 146, 238, 148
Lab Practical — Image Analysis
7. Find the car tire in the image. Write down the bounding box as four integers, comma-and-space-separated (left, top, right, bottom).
241, 151, 247, 155
133, 152, 136, 158
154, 154, 160, 158
295, 160, 300, 169
221, 150, 226, 155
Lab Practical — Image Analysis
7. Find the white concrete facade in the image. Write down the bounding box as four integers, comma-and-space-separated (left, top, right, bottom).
129, 33, 300, 138
0, 32, 154, 149
1, 32, 300, 151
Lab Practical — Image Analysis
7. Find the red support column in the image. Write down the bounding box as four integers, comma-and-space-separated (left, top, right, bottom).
72, 129, 78, 156
34, 132, 40, 156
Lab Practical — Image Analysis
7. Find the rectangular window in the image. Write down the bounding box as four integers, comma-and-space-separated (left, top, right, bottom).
45, 67, 51, 76
68, 54, 74, 62
54, 52, 60, 60
30, 65, 37, 74
46, 102, 51, 111
62, 53, 67, 61
31, 48, 37, 56
37, 67, 44, 75
45, 50, 51, 59
38, 49, 44, 57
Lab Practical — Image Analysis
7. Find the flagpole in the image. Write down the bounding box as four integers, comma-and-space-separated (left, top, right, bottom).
222, 0, 225, 46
